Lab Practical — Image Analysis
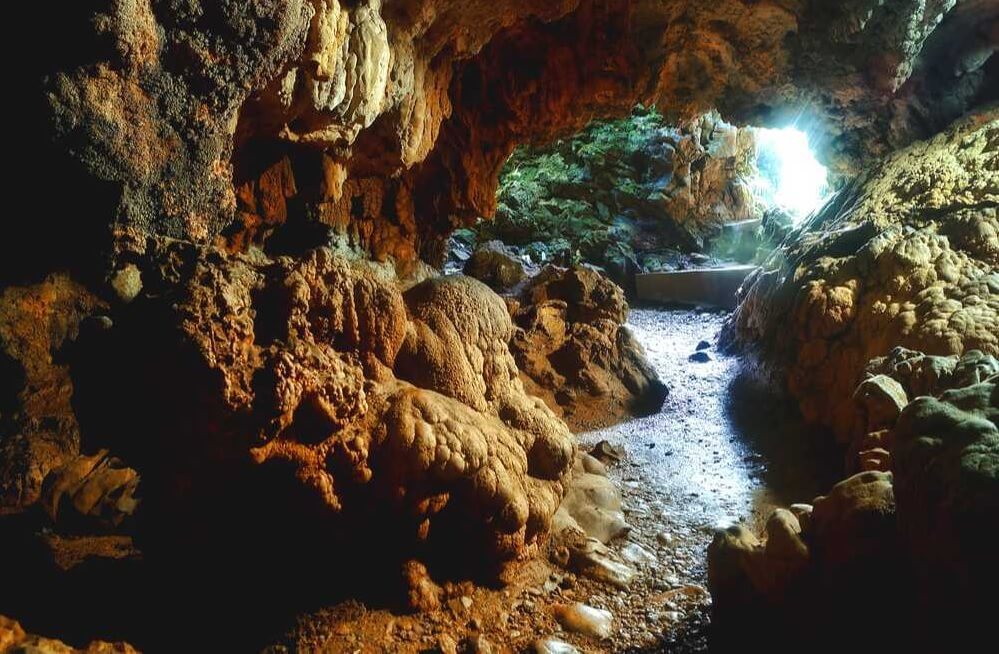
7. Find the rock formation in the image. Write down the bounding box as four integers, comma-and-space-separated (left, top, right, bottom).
0, 615, 137, 654
472, 108, 765, 289
508, 266, 667, 431
62, 242, 573, 578
724, 110, 998, 440
708, 346, 997, 635
658, 113, 762, 246
0, 277, 109, 509
1, 0, 997, 647
463, 241, 529, 293
8, 0, 996, 284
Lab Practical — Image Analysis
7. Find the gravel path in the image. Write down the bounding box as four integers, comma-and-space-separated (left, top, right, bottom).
570, 307, 837, 651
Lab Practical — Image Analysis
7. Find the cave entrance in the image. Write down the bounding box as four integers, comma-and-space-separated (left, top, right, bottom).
753, 125, 830, 222
445, 106, 841, 652
448, 106, 830, 305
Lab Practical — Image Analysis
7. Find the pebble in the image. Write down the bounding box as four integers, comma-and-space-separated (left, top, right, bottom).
656, 532, 674, 546
689, 351, 712, 363
553, 603, 614, 639
590, 440, 626, 463
696, 340, 711, 350
534, 637, 581, 654
111, 264, 143, 303
579, 553, 636, 588
620, 542, 657, 566
437, 634, 458, 654
82, 315, 114, 332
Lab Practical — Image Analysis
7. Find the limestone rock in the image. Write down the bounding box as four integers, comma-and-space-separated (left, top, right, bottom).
70, 243, 575, 576
707, 514, 809, 613
590, 441, 626, 465
0, 276, 106, 510
620, 542, 657, 566
404, 560, 444, 612
463, 241, 528, 292
809, 471, 898, 586
564, 538, 637, 589
534, 637, 580, 654
552, 602, 614, 639
892, 377, 998, 610
724, 111, 999, 441
709, 472, 896, 613
9, 0, 997, 285
552, 454, 630, 544
659, 112, 763, 247
511, 266, 667, 430
40, 450, 140, 529
0, 615, 137, 653
711, 347, 996, 629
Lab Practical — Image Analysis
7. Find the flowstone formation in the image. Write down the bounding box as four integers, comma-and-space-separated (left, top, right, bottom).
724, 110, 999, 440
1, 0, 998, 647
708, 346, 997, 637
62, 243, 574, 578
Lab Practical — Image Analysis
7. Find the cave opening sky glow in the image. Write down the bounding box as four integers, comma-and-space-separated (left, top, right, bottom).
754, 126, 829, 222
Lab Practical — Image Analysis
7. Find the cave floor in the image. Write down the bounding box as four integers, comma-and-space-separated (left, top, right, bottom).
275, 308, 840, 653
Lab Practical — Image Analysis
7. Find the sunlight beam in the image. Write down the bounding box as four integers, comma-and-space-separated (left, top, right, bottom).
753, 127, 829, 222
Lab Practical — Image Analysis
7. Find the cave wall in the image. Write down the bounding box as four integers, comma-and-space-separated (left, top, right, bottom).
0, 0, 996, 604
722, 109, 998, 441
4, 0, 995, 285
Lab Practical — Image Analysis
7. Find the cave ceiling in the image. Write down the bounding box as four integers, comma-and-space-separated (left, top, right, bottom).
4, 0, 995, 283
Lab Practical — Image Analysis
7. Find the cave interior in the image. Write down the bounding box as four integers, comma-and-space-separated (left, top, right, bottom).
0, 1, 997, 653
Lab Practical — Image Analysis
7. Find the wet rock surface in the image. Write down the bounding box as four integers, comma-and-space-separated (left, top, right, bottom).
2, 307, 813, 652
2, 0, 998, 650
255, 307, 824, 653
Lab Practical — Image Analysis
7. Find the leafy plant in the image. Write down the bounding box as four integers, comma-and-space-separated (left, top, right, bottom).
477, 105, 670, 275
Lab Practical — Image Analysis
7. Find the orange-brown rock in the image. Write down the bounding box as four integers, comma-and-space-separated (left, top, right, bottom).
509, 266, 667, 431
708, 346, 997, 633
723, 110, 998, 441
0, 277, 106, 511
0, 615, 138, 654
76, 243, 574, 578
659, 112, 763, 246
8, 0, 994, 282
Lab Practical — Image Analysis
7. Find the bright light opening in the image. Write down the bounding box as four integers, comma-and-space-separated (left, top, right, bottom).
753, 127, 829, 222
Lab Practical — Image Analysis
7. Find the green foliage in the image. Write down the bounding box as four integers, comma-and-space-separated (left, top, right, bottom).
476, 106, 671, 273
